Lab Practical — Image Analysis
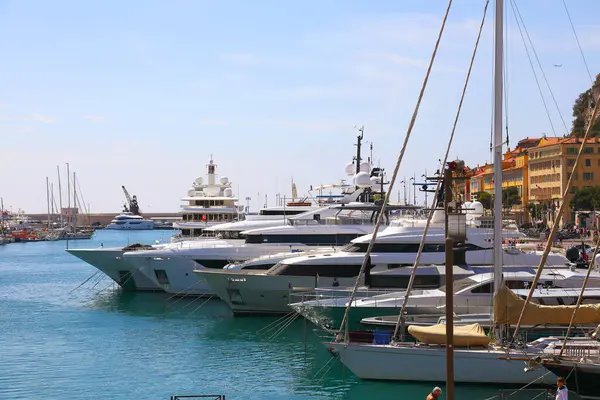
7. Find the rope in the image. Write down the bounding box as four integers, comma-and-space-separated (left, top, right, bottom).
508, 0, 557, 137
511, 86, 600, 341
510, 0, 569, 136
480, 370, 553, 400
335, 0, 454, 340
559, 237, 600, 356
393, 0, 490, 341
69, 271, 100, 294
561, 0, 593, 83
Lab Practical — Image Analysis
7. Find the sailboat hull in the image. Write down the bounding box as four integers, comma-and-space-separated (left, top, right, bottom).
328, 342, 555, 385
542, 362, 600, 400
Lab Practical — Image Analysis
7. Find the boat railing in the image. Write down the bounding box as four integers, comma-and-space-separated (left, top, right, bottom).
288, 287, 402, 308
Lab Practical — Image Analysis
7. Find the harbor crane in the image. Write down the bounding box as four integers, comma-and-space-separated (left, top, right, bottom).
121, 186, 141, 215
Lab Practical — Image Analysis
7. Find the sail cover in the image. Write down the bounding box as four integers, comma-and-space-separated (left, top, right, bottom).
494, 285, 600, 325
408, 323, 490, 346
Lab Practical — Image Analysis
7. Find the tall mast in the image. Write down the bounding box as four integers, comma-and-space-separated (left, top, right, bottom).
66, 163, 71, 228
493, 0, 504, 316
57, 166, 63, 227
46, 177, 50, 230
73, 172, 77, 233
494, 0, 504, 342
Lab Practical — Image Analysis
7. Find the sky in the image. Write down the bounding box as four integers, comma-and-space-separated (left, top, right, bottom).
1, 0, 600, 213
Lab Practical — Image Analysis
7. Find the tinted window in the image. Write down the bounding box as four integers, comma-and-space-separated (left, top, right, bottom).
271, 263, 362, 277
369, 274, 440, 289
342, 242, 487, 253
470, 282, 493, 294
259, 209, 308, 216
193, 259, 230, 269
245, 233, 361, 246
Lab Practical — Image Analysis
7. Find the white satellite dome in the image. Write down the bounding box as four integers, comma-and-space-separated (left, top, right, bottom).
463, 201, 472, 213
471, 201, 484, 216
187, 188, 196, 197
194, 177, 204, 186
345, 162, 355, 176
370, 176, 381, 190
220, 176, 229, 185
354, 172, 371, 188
359, 161, 371, 173
223, 188, 233, 197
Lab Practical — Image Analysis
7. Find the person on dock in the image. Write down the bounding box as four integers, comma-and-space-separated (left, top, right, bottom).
555, 376, 568, 400
426, 387, 442, 400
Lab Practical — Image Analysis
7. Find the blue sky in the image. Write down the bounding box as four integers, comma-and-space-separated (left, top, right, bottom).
1, 0, 599, 213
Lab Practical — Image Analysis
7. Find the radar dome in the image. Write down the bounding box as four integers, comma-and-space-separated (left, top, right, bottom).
370, 176, 381, 190
220, 176, 229, 185
353, 172, 371, 188
470, 201, 484, 216
194, 177, 204, 186
345, 162, 355, 176
223, 188, 233, 197
187, 188, 196, 197
463, 201, 472, 213
359, 161, 371, 173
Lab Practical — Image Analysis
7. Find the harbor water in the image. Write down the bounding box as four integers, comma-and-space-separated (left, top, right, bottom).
0, 230, 566, 399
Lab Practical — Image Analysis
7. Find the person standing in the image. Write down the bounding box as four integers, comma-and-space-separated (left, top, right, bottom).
426, 387, 442, 400
555, 376, 568, 400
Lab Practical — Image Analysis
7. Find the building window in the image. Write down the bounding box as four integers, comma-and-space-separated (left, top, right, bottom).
568, 172, 578, 180
567, 158, 575, 166
584, 147, 594, 154
571, 186, 577, 194
567, 147, 578, 154
583, 172, 594, 181
585, 159, 592, 167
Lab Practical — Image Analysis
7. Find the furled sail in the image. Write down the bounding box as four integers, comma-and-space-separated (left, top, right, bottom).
494, 285, 600, 325
408, 323, 490, 346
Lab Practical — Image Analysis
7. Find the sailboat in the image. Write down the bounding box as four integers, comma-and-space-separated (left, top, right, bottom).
326, 0, 600, 387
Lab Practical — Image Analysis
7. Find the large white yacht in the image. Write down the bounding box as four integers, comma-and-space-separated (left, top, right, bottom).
123, 201, 391, 296
172, 158, 241, 239
195, 211, 570, 314
105, 213, 154, 230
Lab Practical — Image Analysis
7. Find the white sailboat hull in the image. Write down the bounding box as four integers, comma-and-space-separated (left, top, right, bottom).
329, 342, 555, 385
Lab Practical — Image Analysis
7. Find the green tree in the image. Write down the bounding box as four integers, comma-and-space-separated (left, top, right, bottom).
473, 191, 491, 209
570, 186, 600, 211
571, 73, 600, 137
502, 186, 521, 213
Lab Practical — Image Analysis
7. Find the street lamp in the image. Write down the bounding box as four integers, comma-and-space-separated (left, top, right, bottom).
400, 178, 407, 205
422, 171, 428, 207
409, 175, 416, 205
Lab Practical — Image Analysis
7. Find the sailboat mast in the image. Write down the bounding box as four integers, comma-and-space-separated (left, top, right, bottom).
493, 0, 504, 297
73, 172, 77, 233
46, 177, 50, 230
57, 166, 63, 227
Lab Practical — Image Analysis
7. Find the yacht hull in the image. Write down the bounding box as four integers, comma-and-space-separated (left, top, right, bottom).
66, 248, 162, 291
328, 342, 555, 384
542, 362, 600, 400
198, 270, 361, 315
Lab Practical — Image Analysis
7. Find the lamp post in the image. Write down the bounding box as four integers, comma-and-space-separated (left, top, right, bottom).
422, 170, 428, 207
409, 176, 415, 205
400, 178, 407, 205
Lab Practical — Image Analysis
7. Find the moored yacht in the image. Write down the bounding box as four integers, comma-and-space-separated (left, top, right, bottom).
125, 202, 393, 296
172, 158, 241, 239
105, 213, 154, 230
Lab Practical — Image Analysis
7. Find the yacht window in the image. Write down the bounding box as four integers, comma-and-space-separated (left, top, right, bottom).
369, 274, 440, 289
154, 270, 170, 285
258, 209, 308, 216
242, 263, 275, 270
267, 263, 362, 277
193, 260, 230, 269
470, 282, 493, 294
245, 234, 361, 246
342, 242, 487, 253
438, 278, 477, 294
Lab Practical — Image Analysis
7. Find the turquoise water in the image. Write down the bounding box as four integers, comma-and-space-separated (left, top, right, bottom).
0, 230, 562, 400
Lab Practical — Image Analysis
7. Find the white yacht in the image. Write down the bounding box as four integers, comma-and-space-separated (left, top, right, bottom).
195, 215, 569, 314
124, 202, 389, 296
290, 270, 600, 330
172, 158, 241, 239
105, 213, 154, 230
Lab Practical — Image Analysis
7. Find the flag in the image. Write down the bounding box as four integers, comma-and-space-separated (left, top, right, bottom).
201, 213, 207, 222
536, 185, 541, 189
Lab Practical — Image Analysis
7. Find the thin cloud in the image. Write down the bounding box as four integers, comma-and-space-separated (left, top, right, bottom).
24, 114, 57, 124
83, 115, 106, 123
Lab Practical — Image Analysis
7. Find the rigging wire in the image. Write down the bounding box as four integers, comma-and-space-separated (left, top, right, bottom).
561, 0, 593, 83
393, 0, 490, 340
511, 88, 600, 341
508, 0, 557, 137
510, 0, 569, 136
335, 0, 455, 339
503, 0, 510, 148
